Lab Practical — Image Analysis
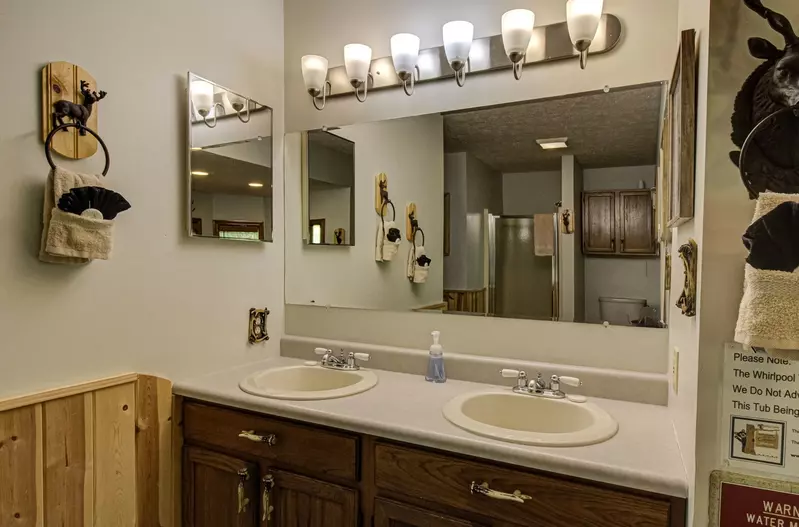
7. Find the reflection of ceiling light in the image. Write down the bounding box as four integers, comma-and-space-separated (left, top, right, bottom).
536, 137, 569, 150
191, 171, 209, 176
191, 147, 202, 151
248, 182, 264, 188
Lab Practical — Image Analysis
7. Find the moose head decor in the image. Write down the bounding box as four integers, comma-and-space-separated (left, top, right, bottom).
730, 0, 799, 198
52, 80, 107, 136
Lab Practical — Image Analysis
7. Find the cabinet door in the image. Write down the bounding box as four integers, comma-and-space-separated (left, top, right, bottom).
183, 447, 258, 527
264, 469, 357, 527
374, 499, 482, 527
582, 191, 616, 254
619, 191, 656, 255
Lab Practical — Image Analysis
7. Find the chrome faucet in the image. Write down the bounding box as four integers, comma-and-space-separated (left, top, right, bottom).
500, 369, 582, 399
314, 347, 371, 371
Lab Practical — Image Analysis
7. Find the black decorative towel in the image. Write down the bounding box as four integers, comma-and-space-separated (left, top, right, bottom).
743, 201, 799, 272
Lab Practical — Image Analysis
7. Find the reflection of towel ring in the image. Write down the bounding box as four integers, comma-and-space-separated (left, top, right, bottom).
380, 199, 396, 221
45, 123, 110, 176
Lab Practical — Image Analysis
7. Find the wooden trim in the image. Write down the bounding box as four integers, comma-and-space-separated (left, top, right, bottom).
0, 373, 139, 413
212, 220, 266, 241
34, 404, 44, 526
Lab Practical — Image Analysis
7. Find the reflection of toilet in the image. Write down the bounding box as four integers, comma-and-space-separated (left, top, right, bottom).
599, 297, 647, 325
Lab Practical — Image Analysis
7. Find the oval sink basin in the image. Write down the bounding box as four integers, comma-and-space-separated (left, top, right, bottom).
240, 365, 378, 400
443, 391, 618, 447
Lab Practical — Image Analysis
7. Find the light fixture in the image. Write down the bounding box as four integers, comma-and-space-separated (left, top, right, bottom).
536, 137, 569, 150
566, 0, 604, 70
391, 33, 421, 96
190, 147, 202, 151
191, 170, 209, 176
248, 182, 264, 188
190, 80, 223, 128
228, 92, 251, 123
344, 44, 373, 102
443, 21, 474, 87
502, 9, 535, 80
301, 55, 331, 111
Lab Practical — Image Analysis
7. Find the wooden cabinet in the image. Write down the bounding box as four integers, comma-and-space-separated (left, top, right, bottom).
582, 189, 657, 256
181, 399, 685, 527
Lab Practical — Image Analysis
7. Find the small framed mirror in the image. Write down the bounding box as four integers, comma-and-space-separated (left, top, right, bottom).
303, 130, 355, 246
187, 73, 273, 242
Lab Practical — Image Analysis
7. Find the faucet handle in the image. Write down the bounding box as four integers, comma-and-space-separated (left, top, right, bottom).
353, 353, 370, 362
314, 347, 332, 356
500, 369, 522, 378
557, 376, 582, 387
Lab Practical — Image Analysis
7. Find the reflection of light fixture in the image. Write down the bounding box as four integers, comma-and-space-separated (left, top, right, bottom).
191, 170, 209, 176
191, 147, 202, 151
248, 182, 264, 188
566, 0, 604, 70
191, 80, 223, 128
536, 137, 569, 150
344, 44, 373, 102
301, 55, 331, 111
502, 9, 535, 80
443, 21, 474, 87
228, 92, 251, 123
391, 33, 420, 96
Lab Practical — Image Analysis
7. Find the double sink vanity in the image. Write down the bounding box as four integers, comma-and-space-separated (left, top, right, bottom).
175, 348, 687, 527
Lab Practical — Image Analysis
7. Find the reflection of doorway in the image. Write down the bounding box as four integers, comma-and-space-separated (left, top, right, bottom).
213, 220, 265, 241
310, 219, 326, 245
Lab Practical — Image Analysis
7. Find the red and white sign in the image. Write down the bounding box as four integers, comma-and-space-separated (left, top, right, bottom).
720, 482, 799, 526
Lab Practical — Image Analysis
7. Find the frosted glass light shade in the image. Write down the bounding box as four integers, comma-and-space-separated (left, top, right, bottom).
391, 33, 420, 75
301, 55, 329, 93
502, 9, 535, 57
191, 80, 214, 114
566, 0, 604, 45
344, 44, 372, 83
443, 21, 474, 64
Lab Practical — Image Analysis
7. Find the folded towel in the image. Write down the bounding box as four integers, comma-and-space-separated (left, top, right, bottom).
407, 245, 429, 283
375, 220, 401, 262
534, 214, 555, 256
40, 167, 106, 264
735, 192, 799, 359
46, 208, 114, 259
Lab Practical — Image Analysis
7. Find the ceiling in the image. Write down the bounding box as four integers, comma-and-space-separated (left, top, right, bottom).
443, 84, 664, 172
190, 150, 273, 197
309, 130, 354, 154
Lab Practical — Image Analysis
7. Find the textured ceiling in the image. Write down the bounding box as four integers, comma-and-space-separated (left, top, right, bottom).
443, 84, 664, 172
309, 130, 354, 154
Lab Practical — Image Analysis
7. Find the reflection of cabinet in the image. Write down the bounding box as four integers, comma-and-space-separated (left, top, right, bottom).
582, 190, 657, 256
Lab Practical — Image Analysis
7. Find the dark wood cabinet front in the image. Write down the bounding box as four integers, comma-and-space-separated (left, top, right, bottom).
267, 469, 358, 526
374, 499, 482, 527
582, 189, 657, 257
183, 447, 259, 527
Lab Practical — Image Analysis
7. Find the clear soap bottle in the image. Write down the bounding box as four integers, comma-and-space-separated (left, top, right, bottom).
425, 330, 447, 383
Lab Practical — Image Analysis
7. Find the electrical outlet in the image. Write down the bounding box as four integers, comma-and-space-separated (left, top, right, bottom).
672, 347, 680, 394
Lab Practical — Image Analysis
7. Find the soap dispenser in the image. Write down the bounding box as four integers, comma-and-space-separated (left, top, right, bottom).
425, 331, 447, 383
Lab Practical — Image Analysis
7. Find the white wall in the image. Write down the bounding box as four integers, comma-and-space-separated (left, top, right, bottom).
309, 187, 351, 244
444, 153, 468, 290
193, 192, 272, 238
583, 165, 657, 190
284, 0, 679, 132
560, 156, 584, 322
285, 114, 445, 310
502, 171, 563, 216
584, 259, 661, 323
466, 154, 502, 214
0, 0, 284, 399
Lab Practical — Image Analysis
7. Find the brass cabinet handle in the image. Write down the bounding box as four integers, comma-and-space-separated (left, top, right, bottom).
237, 468, 251, 514
470, 481, 531, 503
262, 474, 275, 524
239, 430, 277, 446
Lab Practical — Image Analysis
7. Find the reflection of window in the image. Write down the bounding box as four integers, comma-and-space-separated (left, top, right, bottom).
213, 220, 265, 241
310, 219, 325, 245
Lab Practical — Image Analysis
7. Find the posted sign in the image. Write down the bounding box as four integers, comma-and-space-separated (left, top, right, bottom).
722, 344, 799, 475
719, 482, 799, 526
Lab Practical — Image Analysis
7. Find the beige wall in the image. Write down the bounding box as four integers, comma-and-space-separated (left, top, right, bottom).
0, 0, 285, 399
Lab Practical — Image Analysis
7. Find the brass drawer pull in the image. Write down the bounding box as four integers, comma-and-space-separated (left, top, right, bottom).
237, 468, 251, 514
239, 430, 277, 446
470, 481, 531, 503
262, 474, 275, 523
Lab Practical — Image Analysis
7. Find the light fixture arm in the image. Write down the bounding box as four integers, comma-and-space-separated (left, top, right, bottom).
200, 102, 224, 128
455, 60, 468, 87
513, 59, 524, 80
312, 81, 332, 111
354, 73, 374, 103
579, 48, 589, 70
235, 99, 251, 123
401, 66, 420, 96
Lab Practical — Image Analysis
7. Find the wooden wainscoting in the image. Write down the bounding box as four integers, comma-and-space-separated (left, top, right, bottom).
0, 374, 173, 527
444, 289, 486, 314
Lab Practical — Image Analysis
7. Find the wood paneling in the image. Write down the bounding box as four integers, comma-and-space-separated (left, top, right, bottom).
583, 190, 657, 257
444, 289, 486, 314
0, 375, 172, 527
374, 499, 480, 527
40, 62, 99, 159
619, 191, 656, 255
582, 191, 616, 254
271, 469, 358, 527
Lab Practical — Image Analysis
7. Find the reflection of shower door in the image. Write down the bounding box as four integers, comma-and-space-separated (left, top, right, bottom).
489, 216, 556, 320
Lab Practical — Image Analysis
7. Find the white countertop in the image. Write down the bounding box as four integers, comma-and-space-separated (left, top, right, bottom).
174, 357, 688, 498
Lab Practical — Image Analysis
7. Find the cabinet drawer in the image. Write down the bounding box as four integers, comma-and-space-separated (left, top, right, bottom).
183, 402, 358, 481
374, 443, 672, 527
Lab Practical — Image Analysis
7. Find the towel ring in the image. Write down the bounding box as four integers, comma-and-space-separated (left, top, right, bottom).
45, 123, 110, 177
413, 227, 425, 247
738, 105, 797, 199
380, 199, 396, 221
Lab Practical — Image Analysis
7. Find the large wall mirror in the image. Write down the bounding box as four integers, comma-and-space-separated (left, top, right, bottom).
286, 82, 668, 329
304, 131, 355, 246
187, 73, 274, 242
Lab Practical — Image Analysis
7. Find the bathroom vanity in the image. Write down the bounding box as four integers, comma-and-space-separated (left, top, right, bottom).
176, 358, 687, 527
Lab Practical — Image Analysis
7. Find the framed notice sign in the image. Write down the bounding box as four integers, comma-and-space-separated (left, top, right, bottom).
710, 471, 799, 527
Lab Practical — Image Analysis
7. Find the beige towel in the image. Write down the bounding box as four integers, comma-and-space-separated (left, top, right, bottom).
534, 214, 555, 256
375, 220, 400, 262
735, 192, 799, 358
406, 245, 428, 283
39, 167, 107, 264
46, 208, 114, 260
